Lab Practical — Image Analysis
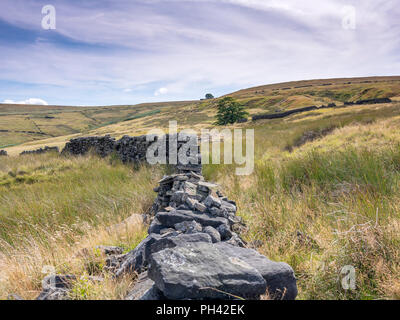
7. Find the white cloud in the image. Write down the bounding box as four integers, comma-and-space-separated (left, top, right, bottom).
2, 98, 48, 105
154, 87, 168, 96
123, 88, 132, 92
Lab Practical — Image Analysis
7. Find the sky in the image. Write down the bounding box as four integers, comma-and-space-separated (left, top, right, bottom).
0, 0, 399, 106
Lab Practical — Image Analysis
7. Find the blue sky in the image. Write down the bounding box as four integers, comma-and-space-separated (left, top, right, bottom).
0, 0, 399, 106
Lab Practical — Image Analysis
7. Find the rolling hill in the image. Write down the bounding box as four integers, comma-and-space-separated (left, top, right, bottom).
2, 76, 400, 156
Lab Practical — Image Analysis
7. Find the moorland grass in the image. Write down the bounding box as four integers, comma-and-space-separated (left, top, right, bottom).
0, 153, 160, 299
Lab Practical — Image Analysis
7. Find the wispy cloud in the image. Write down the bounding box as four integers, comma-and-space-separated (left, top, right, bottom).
2, 98, 48, 105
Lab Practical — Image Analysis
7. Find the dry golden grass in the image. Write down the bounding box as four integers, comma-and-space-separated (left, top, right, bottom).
0, 154, 162, 300
203, 117, 400, 300
0, 214, 146, 300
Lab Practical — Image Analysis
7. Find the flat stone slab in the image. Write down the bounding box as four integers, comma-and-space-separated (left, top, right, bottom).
148, 242, 267, 300
214, 242, 298, 300
151, 233, 212, 255
156, 210, 228, 229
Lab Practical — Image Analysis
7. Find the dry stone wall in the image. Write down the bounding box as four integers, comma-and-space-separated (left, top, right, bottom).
112, 170, 298, 300
61, 134, 202, 173
20, 146, 59, 156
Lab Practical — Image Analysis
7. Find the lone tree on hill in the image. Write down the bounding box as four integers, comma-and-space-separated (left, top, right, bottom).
205, 93, 214, 99
214, 97, 249, 125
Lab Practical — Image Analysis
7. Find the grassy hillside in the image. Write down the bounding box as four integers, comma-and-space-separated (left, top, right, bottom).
2, 76, 400, 154
1, 77, 400, 300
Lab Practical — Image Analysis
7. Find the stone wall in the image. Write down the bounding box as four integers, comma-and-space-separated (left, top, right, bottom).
252, 105, 318, 121
344, 97, 392, 105
20, 146, 59, 156
61, 134, 202, 173
252, 97, 392, 122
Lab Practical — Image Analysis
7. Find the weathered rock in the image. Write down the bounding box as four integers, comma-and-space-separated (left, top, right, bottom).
96, 245, 124, 256
225, 233, 246, 248
174, 220, 202, 234
148, 218, 163, 234
214, 242, 297, 300
221, 201, 236, 213
156, 210, 228, 229
204, 195, 222, 208
194, 201, 207, 212
217, 224, 233, 241
148, 242, 267, 300
36, 275, 76, 300
105, 253, 128, 272
115, 234, 162, 277
160, 228, 178, 236
185, 196, 198, 210
125, 272, 165, 300
150, 233, 212, 255
203, 226, 221, 243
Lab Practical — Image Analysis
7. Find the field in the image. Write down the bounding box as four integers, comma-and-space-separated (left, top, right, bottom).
1, 76, 400, 300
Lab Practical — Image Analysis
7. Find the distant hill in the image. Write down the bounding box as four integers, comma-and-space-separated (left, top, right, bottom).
2, 75, 400, 154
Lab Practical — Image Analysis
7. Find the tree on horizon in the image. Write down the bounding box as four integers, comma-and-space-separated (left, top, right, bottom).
214, 97, 249, 125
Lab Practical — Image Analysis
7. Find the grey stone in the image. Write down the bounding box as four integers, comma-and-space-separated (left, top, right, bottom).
156, 210, 229, 229
150, 233, 212, 255
171, 191, 185, 203
148, 218, 163, 234
174, 220, 202, 234
115, 234, 162, 277
36, 274, 76, 300
41, 274, 76, 290
194, 201, 207, 212
209, 207, 222, 217
217, 224, 233, 241
185, 196, 198, 210
148, 242, 267, 300
203, 226, 221, 243
160, 228, 178, 236
204, 195, 222, 208
105, 253, 128, 272
125, 272, 165, 300
95, 245, 124, 256
225, 233, 246, 248
214, 242, 298, 300
183, 181, 197, 196
221, 201, 236, 213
